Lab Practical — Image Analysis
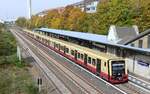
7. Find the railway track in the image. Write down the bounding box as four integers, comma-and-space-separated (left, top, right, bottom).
116, 83, 142, 94
11, 27, 148, 94
23, 49, 62, 94
32, 45, 90, 94
13, 31, 66, 94
129, 75, 150, 92
32, 41, 134, 94
12, 27, 150, 94
13, 28, 129, 94
37, 45, 103, 94
13, 29, 104, 94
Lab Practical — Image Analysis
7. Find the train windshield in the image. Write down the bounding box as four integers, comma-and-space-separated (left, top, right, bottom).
111, 61, 125, 78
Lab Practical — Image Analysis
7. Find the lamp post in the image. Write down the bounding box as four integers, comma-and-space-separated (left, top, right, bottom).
27, 0, 32, 19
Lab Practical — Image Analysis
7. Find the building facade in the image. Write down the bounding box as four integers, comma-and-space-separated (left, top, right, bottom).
37, 0, 100, 17
0, 19, 4, 24
126, 30, 150, 49
107, 26, 150, 79
37, 7, 65, 17
72, 0, 100, 13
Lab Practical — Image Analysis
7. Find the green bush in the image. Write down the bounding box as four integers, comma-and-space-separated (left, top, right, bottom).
0, 65, 38, 94
0, 24, 38, 94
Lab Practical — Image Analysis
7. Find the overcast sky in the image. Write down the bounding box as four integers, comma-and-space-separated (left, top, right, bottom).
0, 0, 82, 21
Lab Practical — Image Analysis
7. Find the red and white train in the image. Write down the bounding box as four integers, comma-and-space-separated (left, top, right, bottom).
24, 28, 128, 84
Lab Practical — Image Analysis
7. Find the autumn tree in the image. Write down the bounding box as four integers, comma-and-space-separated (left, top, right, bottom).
42, 10, 60, 28
29, 15, 43, 29
50, 10, 62, 29
16, 0, 150, 34
95, 0, 134, 34
131, 0, 150, 31
59, 6, 85, 31
15, 17, 27, 27
95, 0, 150, 34
60, 6, 73, 30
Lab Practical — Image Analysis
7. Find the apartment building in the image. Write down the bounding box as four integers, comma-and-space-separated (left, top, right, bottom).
72, 0, 100, 13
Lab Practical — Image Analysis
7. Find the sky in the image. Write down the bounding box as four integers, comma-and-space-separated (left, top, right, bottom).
0, 0, 82, 21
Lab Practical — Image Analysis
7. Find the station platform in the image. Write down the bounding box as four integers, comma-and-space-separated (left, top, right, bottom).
129, 72, 150, 91
129, 72, 150, 83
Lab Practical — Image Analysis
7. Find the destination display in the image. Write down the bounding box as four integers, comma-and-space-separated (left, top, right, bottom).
137, 60, 149, 67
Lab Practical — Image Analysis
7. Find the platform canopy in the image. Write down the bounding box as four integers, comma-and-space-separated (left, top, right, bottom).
35, 28, 150, 54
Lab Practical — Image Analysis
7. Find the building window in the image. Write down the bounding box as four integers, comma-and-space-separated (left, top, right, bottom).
116, 48, 122, 57
148, 36, 150, 48
108, 46, 115, 54
131, 43, 135, 47
91, 7, 95, 10
139, 40, 143, 48
86, 8, 90, 11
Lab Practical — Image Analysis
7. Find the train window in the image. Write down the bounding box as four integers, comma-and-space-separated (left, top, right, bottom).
81, 54, 84, 60
104, 62, 106, 66
47, 33, 50, 36
71, 50, 74, 56
92, 59, 96, 66
56, 44, 59, 48
78, 53, 81, 58
51, 34, 53, 37
55, 44, 58, 48
49, 41, 51, 45
62, 46, 65, 51
52, 42, 54, 45
60, 46, 63, 50
88, 57, 91, 64
58, 44, 60, 49
60, 46, 62, 50
65, 48, 69, 53
53, 42, 55, 47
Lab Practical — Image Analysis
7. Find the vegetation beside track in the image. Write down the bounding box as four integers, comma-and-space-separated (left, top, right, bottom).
0, 23, 38, 94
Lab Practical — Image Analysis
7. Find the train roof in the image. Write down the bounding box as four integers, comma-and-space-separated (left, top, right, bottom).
35, 28, 150, 54
37, 28, 109, 43
35, 31, 121, 60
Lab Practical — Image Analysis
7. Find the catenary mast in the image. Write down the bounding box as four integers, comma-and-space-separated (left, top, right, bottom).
27, 0, 32, 19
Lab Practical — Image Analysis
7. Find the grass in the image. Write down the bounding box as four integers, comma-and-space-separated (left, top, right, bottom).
0, 63, 38, 94
0, 24, 38, 94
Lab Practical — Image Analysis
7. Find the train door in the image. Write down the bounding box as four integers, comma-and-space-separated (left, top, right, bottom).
58, 44, 60, 51
96, 59, 101, 75
84, 54, 88, 65
64, 46, 66, 54
75, 50, 78, 60
54, 42, 56, 49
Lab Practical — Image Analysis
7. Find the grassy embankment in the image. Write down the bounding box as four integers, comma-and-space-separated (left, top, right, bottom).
0, 24, 38, 94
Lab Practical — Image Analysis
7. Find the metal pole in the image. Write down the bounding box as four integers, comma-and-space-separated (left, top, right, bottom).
27, 0, 32, 19
17, 45, 21, 62
38, 77, 42, 93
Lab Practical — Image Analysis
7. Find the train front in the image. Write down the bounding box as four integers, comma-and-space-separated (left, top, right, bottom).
109, 60, 128, 84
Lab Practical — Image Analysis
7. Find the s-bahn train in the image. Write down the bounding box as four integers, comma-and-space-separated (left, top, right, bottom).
24, 28, 128, 84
